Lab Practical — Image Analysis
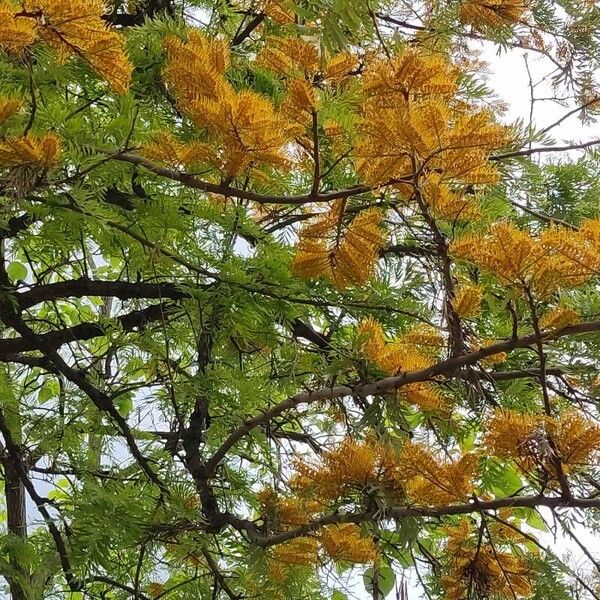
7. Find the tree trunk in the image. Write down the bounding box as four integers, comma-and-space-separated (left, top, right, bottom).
4, 455, 27, 600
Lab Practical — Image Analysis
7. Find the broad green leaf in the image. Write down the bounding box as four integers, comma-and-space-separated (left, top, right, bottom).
363, 565, 395, 599
6, 261, 27, 282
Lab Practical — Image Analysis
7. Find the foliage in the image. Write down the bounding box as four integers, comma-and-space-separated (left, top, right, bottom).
1, 0, 600, 599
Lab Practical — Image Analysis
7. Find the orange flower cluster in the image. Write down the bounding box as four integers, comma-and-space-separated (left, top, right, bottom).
271, 536, 319, 567
363, 50, 459, 103
538, 305, 579, 331
292, 201, 385, 289
356, 48, 511, 191
287, 45, 512, 288
142, 132, 215, 170
289, 437, 478, 507
259, 0, 295, 25
261, 494, 377, 568
0, 97, 21, 124
398, 442, 478, 505
257, 487, 322, 530
451, 282, 484, 318
358, 319, 447, 411
359, 319, 444, 373
0, 0, 131, 93
486, 409, 600, 476
291, 438, 399, 501
0, 133, 61, 168
258, 36, 321, 80
459, 0, 528, 31
0, 1, 37, 53
159, 31, 358, 183
258, 36, 356, 85
162, 30, 295, 178
269, 524, 377, 570
451, 221, 600, 296
422, 173, 482, 222
441, 520, 532, 600
320, 524, 378, 564
282, 78, 317, 132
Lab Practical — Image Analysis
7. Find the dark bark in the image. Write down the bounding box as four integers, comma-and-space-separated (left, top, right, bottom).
17, 278, 190, 310
2, 453, 27, 600
0, 213, 36, 240
232, 14, 266, 46
0, 302, 180, 358
102, 0, 175, 27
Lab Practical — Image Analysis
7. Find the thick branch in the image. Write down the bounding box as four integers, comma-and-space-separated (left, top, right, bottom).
0, 303, 180, 358
257, 494, 600, 547
107, 151, 393, 204
17, 278, 190, 310
206, 318, 600, 472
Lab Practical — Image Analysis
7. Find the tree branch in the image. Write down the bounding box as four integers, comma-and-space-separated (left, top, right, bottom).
492, 138, 600, 160
17, 278, 191, 310
0, 303, 180, 358
206, 318, 600, 473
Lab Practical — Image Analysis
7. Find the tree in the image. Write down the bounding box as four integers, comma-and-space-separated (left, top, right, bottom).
1, 0, 600, 598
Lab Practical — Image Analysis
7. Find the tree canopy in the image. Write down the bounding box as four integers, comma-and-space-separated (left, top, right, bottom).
2, 0, 600, 598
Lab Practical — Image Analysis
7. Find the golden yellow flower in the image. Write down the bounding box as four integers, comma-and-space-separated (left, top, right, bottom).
450, 222, 542, 285
486, 409, 600, 476
259, 0, 295, 24
459, 0, 527, 31
398, 442, 477, 505
363, 50, 458, 101
421, 174, 481, 221
24, 0, 131, 93
401, 324, 446, 356
0, 1, 37, 54
548, 411, 600, 469
257, 36, 320, 79
358, 320, 444, 376
293, 202, 385, 289
321, 524, 378, 563
0, 97, 21, 124
442, 545, 532, 600
452, 283, 484, 318
441, 520, 533, 600
358, 318, 387, 364
0, 133, 61, 168
539, 305, 579, 331
271, 537, 319, 566
291, 438, 398, 502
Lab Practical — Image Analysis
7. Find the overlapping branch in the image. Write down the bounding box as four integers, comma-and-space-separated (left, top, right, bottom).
0, 303, 180, 358
206, 318, 600, 473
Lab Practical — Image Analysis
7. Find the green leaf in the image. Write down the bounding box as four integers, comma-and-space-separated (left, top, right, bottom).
6, 261, 27, 282
115, 393, 133, 416
396, 517, 420, 549
524, 509, 548, 532
363, 565, 395, 599
38, 380, 59, 404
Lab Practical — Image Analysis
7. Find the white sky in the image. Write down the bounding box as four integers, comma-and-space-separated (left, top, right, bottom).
479, 42, 593, 140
